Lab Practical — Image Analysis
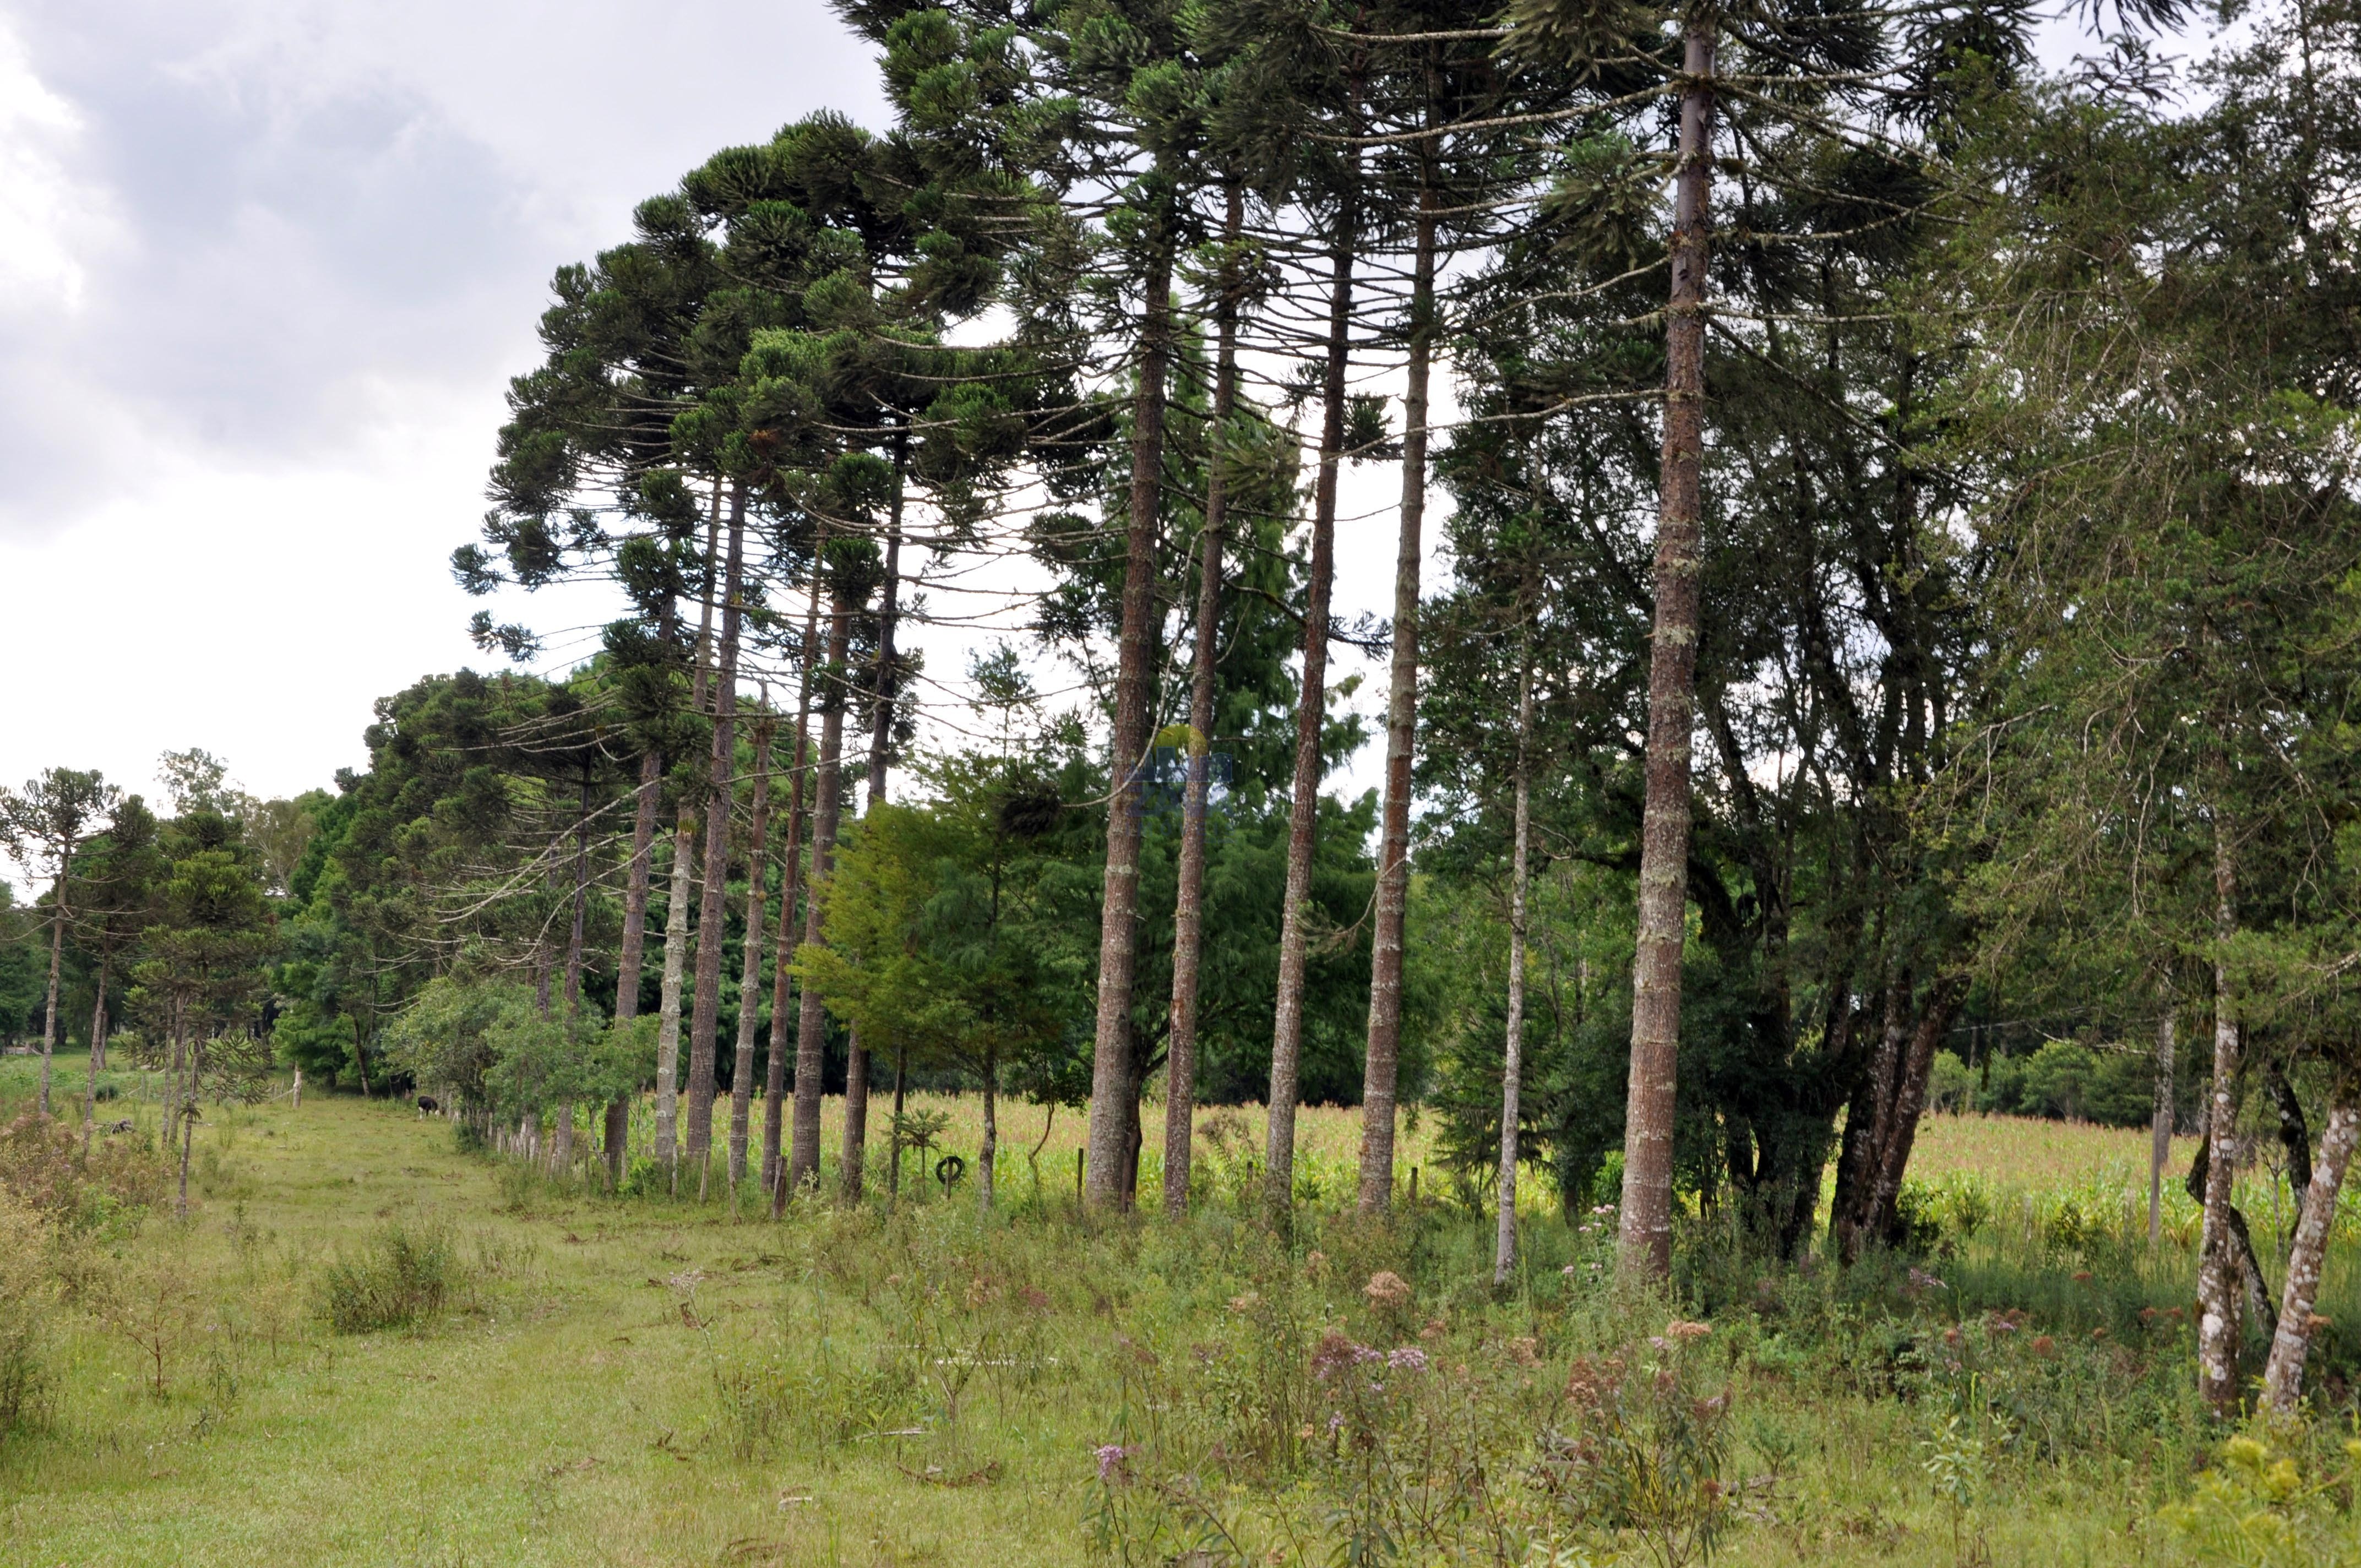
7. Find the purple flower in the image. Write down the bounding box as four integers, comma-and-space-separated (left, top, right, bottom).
1328, 1412, 1345, 1433
1095, 1444, 1131, 1482
1388, 1346, 1429, 1372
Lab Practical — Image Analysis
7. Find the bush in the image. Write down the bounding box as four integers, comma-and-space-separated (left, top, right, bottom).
1976, 1040, 2159, 1127
315, 1221, 464, 1333
0, 1110, 168, 1233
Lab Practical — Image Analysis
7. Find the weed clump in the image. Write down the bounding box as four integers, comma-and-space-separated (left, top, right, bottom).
316, 1221, 464, 1333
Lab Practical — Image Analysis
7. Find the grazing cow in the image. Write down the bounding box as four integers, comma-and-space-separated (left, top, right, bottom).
417, 1096, 440, 1118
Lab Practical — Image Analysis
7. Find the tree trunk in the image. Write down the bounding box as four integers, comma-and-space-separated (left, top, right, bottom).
162, 1004, 182, 1150
39, 874, 66, 1118
2261, 1096, 2359, 1415
762, 722, 807, 1203
1617, 19, 1718, 1282
81, 941, 111, 1159
656, 496, 722, 1190
1362, 158, 1438, 1217
841, 1030, 869, 1202
889, 1049, 909, 1202
979, 1048, 998, 1215
91, 948, 108, 1072
867, 434, 907, 810
1865, 977, 1967, 1245
1084, 213, 1177, 1211
608, 747, 662, 1185
841, 444, 908, 1205
764, 543, 826, 1200
1163, 183, 1244, 1222
1831, 984, 1904, 1260
1495, 654, 1534, 1287
2152, 1001, 2176, 1248
176, 1038, 195, 1220
2197, 821, 2244, 1415
654, 803, 699, 1189
729, 715, 775, 1197
687, 484, 749, 1199
785, 570, 855, 1204
551, 766, 593, 1179
1266, 141, 1361, 1217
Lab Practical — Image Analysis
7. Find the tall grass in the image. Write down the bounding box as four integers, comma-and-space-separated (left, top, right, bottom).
314, 1220, 465, 1333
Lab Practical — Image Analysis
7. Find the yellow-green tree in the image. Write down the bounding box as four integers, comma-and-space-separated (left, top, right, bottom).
796, 755, 1068, 1210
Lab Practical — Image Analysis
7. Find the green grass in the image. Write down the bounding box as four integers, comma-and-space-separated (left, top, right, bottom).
1, 1049, 2356, 1566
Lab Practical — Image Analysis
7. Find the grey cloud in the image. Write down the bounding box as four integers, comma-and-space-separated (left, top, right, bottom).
0, 0, 884, 538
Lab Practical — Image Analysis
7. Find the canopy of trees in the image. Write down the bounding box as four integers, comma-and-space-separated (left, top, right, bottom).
10, 0, 2361, 1417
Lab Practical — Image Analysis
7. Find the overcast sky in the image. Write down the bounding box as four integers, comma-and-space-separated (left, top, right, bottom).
0, 1, 896, 811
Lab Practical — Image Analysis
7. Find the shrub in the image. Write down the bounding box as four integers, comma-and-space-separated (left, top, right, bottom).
315, 1221, 464, 1333
0, 1110, 168, 1233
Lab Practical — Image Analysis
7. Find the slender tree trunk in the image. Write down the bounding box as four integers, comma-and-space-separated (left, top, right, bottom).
688, 484, 749, 1199
889, 1049, 908, 1202
763, 724, 807, 1201
1266, 143, 1361, 1216
655, 804, 698, 1189
656, 498, 723, 1189
1618, 20, 1718, 1282
175, 1026, 195, 1218
2261, 1096, 2360, 1414
978, 1047, 998, 1215
842, 446, 909, 1204
2198, 820, 2244, 1415
764, 545, 825, 1200
1163, 182, 1245, 1222
1085, 212, 1177, 1210
1495, 654, 1535, 1287
2152, 1000, 2177, 1248
785, 574, 853, 1204
552, 767, 594, 1177
81, 941, 111, 1159
608, 747, 662, 1185
729, 715, 774, 1197
867, 437, 907, 808
841, 1045, 869, 1202
1361, 166, 1438, 1216
161, 1003, 182, 1151
39, 877, 66, 1118
91, 956, 108, 1073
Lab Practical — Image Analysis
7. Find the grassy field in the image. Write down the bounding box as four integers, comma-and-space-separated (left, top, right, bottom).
3, 1052, 2357, 1567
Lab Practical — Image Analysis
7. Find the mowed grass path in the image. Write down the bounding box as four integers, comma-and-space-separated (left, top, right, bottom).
1, 1054, 2229, 1567
1, 1061, 1091, 1568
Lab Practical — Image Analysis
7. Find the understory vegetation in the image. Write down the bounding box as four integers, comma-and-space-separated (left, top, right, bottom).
6, 1057, 2361, 1567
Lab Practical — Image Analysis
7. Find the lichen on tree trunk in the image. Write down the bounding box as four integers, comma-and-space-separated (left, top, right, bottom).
2262, 1097, 2360, 1414
2196, 822, 2243, 1415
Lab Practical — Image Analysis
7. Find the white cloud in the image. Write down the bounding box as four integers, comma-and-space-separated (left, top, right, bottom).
0, 19, 113, 314
0, 0, 886, 829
